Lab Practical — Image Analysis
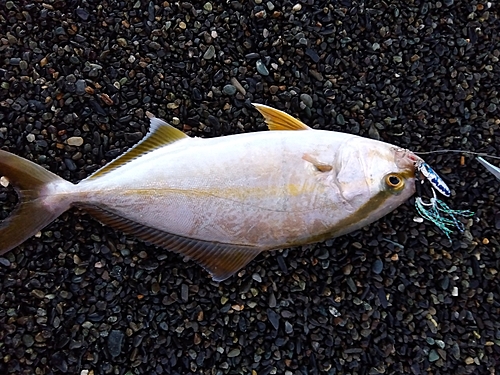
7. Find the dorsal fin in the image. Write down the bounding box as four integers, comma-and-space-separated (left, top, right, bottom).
253, 103, 312, 131
87, 115, 189, 180
78, 204, 262, 281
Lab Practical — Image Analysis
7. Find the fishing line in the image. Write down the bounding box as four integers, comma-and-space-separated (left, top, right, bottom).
414, 150, 500, 160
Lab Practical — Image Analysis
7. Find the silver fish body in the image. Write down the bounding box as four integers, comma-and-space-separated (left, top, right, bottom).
0, 104, 421, 280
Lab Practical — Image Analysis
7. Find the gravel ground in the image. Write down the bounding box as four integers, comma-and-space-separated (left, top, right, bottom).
1, 0, 499, 374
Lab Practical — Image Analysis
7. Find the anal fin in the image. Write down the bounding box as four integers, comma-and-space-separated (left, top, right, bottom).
78, 205, 262, 281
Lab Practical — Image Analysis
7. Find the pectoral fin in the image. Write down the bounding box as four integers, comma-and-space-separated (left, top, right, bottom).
253, 103, 312, 130
87, 114, 189, 180
302, 153, 333, 172
79, 205, 262, 281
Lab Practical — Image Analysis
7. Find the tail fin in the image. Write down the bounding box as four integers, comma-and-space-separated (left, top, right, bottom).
0, 150, 73, 255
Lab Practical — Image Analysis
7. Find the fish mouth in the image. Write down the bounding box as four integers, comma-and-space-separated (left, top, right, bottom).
394, 148, 422, 175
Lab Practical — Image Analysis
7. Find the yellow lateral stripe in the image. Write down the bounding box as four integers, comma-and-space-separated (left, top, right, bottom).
253, 103, 311, 131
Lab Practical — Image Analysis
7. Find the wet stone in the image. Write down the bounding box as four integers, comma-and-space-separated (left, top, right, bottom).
256, 60, 269, 76
372, 259, 383, 274
51, 352, 68, 372
203, 45, 216, 60
305, 48, 320, 62
107, 330, 124, 357
67, 137, 84, 146
267, 309, 280, 330
300, 93, 313, 108
75, 8, 89, 20
223, 84, 237, 96
429, 349, 439, 362
0, 258, 11, 267
227, 348, 240, 358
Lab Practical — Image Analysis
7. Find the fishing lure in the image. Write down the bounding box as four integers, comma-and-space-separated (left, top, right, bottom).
414, 161, 474, 239
416, 161, 451, 197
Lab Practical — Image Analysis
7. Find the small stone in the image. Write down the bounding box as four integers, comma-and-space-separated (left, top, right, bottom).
435, 340, 445, 349
67, 137, 84, 146
252, 273, 262, 282
269, 85, 279, 94
51, 352, 68, 372
75, 80, 86, 95
267, 309, 280, 330
300, 93, 313, 107
292, 4, 302, 11
117, 38, 128, 47
227, 348, 240, 358
0, 258, 11, 267
230, 77, 246, 95
107, 330, 124, 357
429, 349, 439, 362
0, 176, 9, 187
75, 8, 89, 21
22, 334, 35, 347
450, 342, 460, 360
31, 289, 45, 299
305, 48, 319, 62
203, 45, 216, 60
256, 60, 269, 76
203, 2, 212, 11
26, 133, 35, 142
372, 259, 383, 274
223, 84, 237, 96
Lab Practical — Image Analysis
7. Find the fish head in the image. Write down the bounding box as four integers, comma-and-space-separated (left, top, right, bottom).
327, 139, 421, 235
335, 139, 419, 202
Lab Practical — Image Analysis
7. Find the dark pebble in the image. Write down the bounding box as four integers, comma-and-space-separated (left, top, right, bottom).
51, 352, 68, 372
267, 309, 280, 330
107, 330, 124, 358
0, 257, 11, 267
305, 48, 320, 62
372, 259, 383, 274
75, 8, 89, 21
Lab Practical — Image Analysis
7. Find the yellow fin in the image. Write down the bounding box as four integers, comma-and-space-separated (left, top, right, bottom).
253, 103, 312, 131
87, 115, 189, 180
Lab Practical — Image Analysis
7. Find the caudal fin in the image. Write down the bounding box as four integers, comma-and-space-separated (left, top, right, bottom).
0, 150, 73, 255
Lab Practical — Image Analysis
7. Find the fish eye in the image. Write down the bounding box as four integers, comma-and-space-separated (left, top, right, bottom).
385, 173, 405, 191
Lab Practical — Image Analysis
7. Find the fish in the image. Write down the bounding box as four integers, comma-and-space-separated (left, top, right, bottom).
0, 104, 443, 281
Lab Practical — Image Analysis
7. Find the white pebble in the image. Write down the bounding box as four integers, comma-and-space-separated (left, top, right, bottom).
292, 4, 302, 11
0, 176, 9, 187
452, 286, 459, 296
26, 133, 35, 142
67, 136, 84, 146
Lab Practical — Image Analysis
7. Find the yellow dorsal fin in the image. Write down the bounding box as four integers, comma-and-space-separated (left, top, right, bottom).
253, 103, 312, 131
86, 115, 189, 180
